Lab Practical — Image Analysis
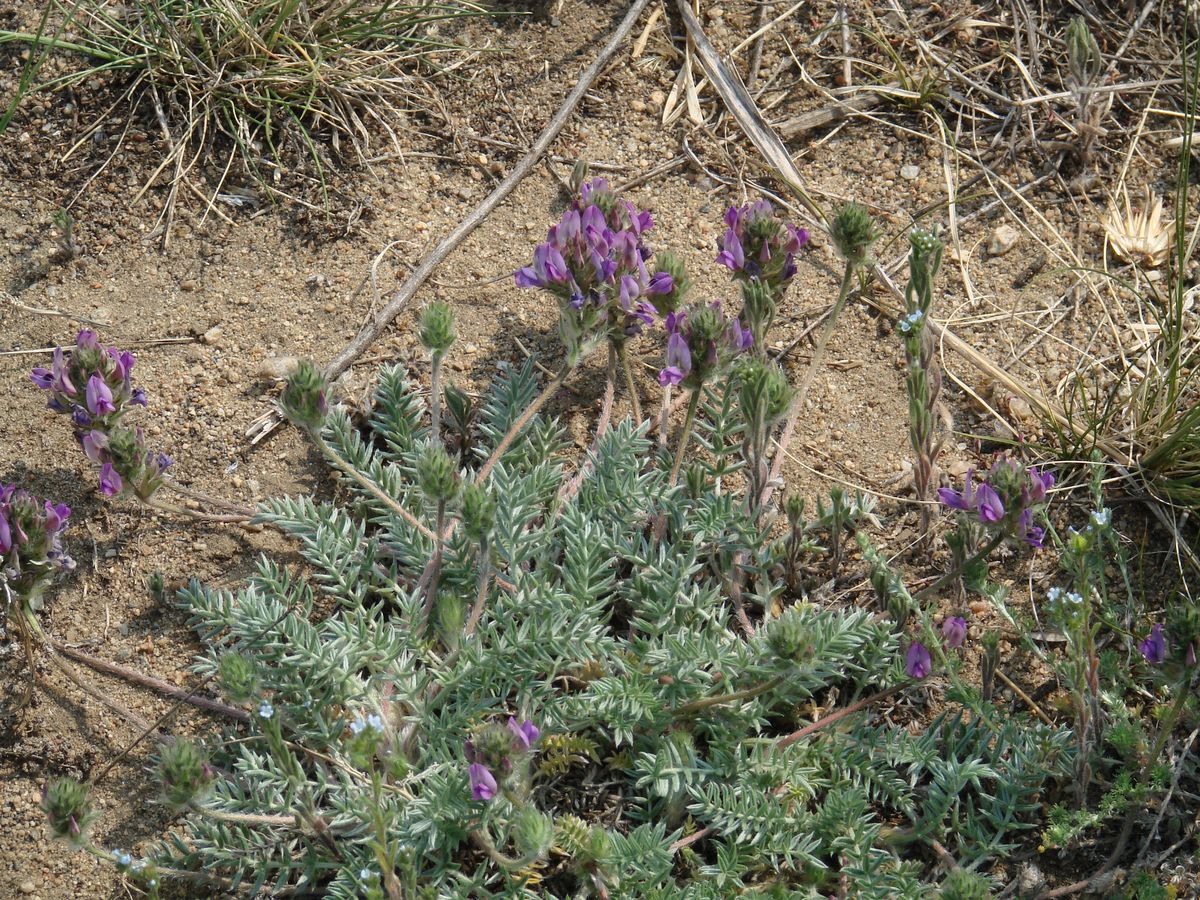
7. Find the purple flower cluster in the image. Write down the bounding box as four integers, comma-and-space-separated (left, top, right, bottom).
1, 483, 74, 599
514, 179, 673, 341
658, 303, 753, 389
465, 717, 540, 802
716, 200, 808, 290
32, 331, 172, 500
938, 460, 1053, 548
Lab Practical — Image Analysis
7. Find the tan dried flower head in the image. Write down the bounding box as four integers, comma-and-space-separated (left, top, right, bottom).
1104, 186, 1171, 269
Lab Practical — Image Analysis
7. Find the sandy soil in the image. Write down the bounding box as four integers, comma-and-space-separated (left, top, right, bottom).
0, 0, 1195, 896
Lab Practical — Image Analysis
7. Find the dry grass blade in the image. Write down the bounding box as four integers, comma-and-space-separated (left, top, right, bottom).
672, 0, 823, 224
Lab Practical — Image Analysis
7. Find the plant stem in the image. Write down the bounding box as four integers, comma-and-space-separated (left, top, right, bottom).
669, 387, 702, 486
422, 498, 446, 632
617, 341, 643, 424
430, 351, 443, 444
658, 383, 671, 448
913, 527, 1010, 603
475, 364, 570, 485
163, 478, 252, 515
311, 429, 436, 541
190, 804, 297, 828
760, 260, 857, 509
463, 543, 492, 638
557, 345, 616, 507
147, 499, 250, 525
776, 683, 906, 748
674, 674, 785, 715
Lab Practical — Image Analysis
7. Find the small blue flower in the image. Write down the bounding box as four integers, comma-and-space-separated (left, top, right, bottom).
113, 849, 132, 867
1090, 508, 1111, 529
1047, 587, 1063, 604
898, 310, 925, 333
258, 701, 274, 719
1065, 591, 1083, 606
359, 867, 373, 882
350, 713, 384, 736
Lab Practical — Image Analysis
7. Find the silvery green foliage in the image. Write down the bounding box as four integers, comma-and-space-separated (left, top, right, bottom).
148, 359, 1071, 898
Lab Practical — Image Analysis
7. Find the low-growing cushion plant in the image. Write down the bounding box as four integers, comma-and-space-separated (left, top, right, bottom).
17, 177, 1198, 898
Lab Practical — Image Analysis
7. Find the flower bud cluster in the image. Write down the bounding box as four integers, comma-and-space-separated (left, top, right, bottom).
658, 303, 753, 390
938, 458, 1053, 548
514, 178, 674, 357
465, 717, 540, 802
31, 330, 171, 499
1, 483, 74, 601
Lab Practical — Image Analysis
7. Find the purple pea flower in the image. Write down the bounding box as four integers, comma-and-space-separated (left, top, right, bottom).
51, 347, 76, 395
85, 375, 116, 416
468, 763, 498, 801
0, 512, 11, 555
906, 642, 932, 679
938, 470, 975, 511
507, 718, 540, 752
1024, 467, 1055, 504
1018, 508, 1045, 549
75, 330, 100, 350
43, 502, 70, 532
1139, 624, 1167, 665
81, 430, 108, 462
715, 229, 745, 271
941, 617, 968, 649
99, 462, 123, 497
130, 387, 147, 407
975, 483, 1005, 523
659, 330, 691, 386
30, 368, 53, 390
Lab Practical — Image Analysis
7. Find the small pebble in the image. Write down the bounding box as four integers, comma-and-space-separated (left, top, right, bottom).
899, 164, 920, 180
987, 224, 1020, 257
180, 279, 198, 292
202, 325, 223, 345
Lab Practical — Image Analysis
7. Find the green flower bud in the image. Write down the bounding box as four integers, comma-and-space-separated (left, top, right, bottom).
41, 777, 96, 846
735, 357, 793, 428
766, 608, 811, 663
684, 463, 707, 500
218, 651, 260, 705
146, 571, 167, 604
435, 592, 466, 650
785, 494, 806, 528
460, 483, 496, 545
512, 806, 555, 860
938, 867, 992, 900
830, 202, 878, 268
416, 442, 459, 504
157, 740, 215, 809
418, 301, 456, 355
740, 277, 776, 349
280, 360, 329, 431
1066, 16, 1101, 85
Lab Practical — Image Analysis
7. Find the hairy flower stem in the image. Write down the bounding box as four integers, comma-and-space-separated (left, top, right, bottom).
148, 499, 251, 525
430, 351, 444, 444
163, 478, 252, 515
463, 543, 492, 638
22, 609, 158, 736
422, 498, 447, 632
557, 346, 616, 507
776, 683, 906, 748
673, 674, 786, 715
475, 364, 571, 485
616, 341, 643, 424
913, 527, 1010, 603
190, 804, 298, 828
669, 387, 702, 486
658, 383, 671, 448
310, 429, 436, 541
760, 261, 857, 509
